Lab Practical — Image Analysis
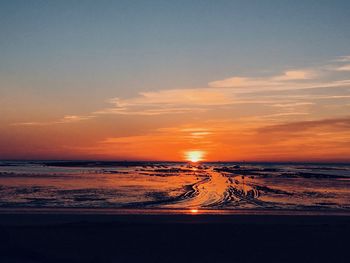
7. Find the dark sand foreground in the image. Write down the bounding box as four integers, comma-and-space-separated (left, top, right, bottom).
0, 210, 349, 263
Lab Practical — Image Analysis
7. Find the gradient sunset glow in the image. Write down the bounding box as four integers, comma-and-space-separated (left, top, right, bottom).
1, 1, 350, 162
185, 151, 206, 163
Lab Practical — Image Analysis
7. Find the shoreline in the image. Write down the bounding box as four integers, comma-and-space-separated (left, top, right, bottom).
1, 207, 350, 215
1, 208, 350, 226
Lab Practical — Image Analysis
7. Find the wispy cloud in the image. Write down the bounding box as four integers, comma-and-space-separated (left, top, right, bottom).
272, 70, 316, 81
12, 115, 95, 126
270, 102, 315, 108
334, 64, 350, 71
95, 65, 348, 116
94, 88, 235, 115
258, 116, 350, 134
333, 56, 350, 62
208, 69, 316, 88
12, 56, 350, 124
85, 115, 350, 161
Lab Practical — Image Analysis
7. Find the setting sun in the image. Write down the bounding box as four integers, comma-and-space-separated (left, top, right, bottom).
184, 151, 206, 163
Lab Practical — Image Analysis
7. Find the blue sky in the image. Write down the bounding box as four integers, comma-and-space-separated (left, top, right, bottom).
2, 0, 350, 96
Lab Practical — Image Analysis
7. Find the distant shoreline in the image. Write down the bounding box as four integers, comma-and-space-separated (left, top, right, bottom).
1, 160, 350, 166
1, 207, 350, 219
0, 209, 350, 226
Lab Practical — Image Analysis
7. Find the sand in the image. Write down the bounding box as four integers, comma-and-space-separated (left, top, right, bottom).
0, 210, 349, 263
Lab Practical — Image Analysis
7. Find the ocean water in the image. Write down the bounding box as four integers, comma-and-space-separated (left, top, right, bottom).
0, 161, 350, 213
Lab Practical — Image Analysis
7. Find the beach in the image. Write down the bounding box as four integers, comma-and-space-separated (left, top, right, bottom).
1, 210, 350, 263
1, 162, 350, 262
2, 1, 350, 262
1, 161, 350, 211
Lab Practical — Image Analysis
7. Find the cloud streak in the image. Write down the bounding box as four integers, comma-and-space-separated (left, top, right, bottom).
12, 56, 350, 125
12, 115, 95, 126
208, 69, 317, 88
335, 64, 350, 71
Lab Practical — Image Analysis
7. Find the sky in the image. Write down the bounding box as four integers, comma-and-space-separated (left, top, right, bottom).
1, 0, 350, 161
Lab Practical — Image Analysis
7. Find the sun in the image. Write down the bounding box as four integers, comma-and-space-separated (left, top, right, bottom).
184, 150, 205, 163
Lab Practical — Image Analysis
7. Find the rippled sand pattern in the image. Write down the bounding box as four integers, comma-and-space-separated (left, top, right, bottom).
0, 161, 350, 212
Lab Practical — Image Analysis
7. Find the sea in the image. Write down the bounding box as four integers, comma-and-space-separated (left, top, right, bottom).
0, 161, 349, 214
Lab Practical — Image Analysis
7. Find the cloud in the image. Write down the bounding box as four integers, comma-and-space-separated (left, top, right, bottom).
88, 125, 218, 159
272, 70, 315, 81
60, 115, 94, 123
270, 102, 315, 108
208, 69, 316, 88
208, 77, 264, 88
91, 116, 350, 161
12, 56, 350, 123
258, 116, 350, 134
335, 64, 350, 71
328, 55, 350, 71
236, 116, 350, 161
93, 62, 349, 117
114, 89, 232, 106
94, 88, 235, 115
333, 55, 350, 62
12, 115, 95, 126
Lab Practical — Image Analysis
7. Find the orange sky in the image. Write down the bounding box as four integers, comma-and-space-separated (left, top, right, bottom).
2, 58, 350, 162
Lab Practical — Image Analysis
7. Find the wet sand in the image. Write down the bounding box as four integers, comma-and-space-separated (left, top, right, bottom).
0, 211, 349, 263
1, 162, 350, 211
1, 162, 350, 262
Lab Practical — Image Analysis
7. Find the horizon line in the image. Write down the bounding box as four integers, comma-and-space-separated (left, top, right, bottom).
1, 159, 350, 164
